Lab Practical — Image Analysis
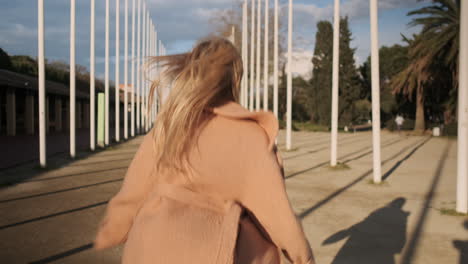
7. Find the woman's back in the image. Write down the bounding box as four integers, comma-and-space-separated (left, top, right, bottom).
93, 37, 314, 264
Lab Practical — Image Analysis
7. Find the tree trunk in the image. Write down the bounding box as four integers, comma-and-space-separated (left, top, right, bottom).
414, 87, 425, 133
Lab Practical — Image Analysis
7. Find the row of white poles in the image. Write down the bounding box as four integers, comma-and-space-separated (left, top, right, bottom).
241, 0, 468, 214
36, 0, 468, 214
240, 0, 286, 138
37, 0, 166, 167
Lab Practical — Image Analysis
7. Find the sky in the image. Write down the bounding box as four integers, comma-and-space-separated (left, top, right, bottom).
0, 0, 426, 81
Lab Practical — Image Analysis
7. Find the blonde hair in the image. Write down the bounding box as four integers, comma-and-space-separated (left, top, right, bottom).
146, 37, 243, 176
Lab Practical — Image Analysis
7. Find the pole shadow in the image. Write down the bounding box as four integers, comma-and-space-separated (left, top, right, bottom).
0, 178, 123, 204
322, 198, 409, 264
400, 140, 451, 264
0, 200, 108, 230
29, 243, 93, 264
284, 134, 370, 161
287, 136, 406, 180
453, 220, 468, 264
382, 137, 432, 181
298, 137, 431, 219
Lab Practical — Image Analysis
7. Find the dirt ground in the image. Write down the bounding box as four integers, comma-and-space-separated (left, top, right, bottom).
0, 130, 466, 264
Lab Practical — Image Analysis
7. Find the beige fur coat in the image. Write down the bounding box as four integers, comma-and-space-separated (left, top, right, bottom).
94, 101, 314, 264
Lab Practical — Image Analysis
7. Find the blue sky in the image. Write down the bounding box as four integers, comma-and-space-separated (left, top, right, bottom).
0, 0, 426, 80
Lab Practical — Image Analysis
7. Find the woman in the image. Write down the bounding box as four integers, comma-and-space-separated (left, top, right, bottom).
94, 37, 315, 264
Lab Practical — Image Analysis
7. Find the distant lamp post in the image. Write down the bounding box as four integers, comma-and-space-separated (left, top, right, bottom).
263, 0, 269, 111
330, 0, 340, 166
457, 0, 468, 214
250, 0, 255, 111
286, 0, 293, 150
38, 0, 46, 167
370, 0, 382, 183
70, 0, 76, 158
273, 0, 279, 119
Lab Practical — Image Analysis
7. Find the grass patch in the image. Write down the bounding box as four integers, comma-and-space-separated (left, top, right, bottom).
439, 208, 468, 217
294, 122, 330, 132
367, 179, 390, 186
280, 147, 300, 152
327, 162, 350, 170
0, 181, 15, 187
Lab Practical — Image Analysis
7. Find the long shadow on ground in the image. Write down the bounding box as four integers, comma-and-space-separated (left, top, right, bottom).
399, 140, 452, 264
286, 135, 409, 180
322, 198, 409, 264
299, 137, 431, 219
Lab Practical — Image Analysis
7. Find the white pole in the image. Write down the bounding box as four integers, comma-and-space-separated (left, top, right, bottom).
70, 0, 76, 158
250, 0, 255, 111
146, 15, 150, 131
242, 0, 248, 107
330, 0, 340, 166
115, 0, 120, 142
263, 0, 269, 111
370, 0, 382, 183
90, 0, 96, 150
457, 0, 468, 214
273, 0, 278, 119
141, 4, 146, 133
38, 0, 46, 167
105, 0, 110, 145
124, 0, 129, 139
131, 0, 136, 137
256, 0, 261, 111
286, 0, 293, 150
142, 9, 148, 132
136, 0, 141, 134
150, 24, 153, 125
155, 28, 159, 118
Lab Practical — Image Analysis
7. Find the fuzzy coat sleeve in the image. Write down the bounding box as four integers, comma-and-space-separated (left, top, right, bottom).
237, 117, 315, 264
94, 131, 156, 250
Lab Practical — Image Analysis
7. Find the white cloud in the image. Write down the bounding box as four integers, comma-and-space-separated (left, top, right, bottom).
284, 49, 314, 80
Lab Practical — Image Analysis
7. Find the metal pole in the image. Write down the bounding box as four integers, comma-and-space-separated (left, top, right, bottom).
136, 0, 141, 134
124, 0, 129, 139
155, 28, 159, 118
105, 0, 110, 145
286, 0, 293, 150
142, 5, 146, 132
146, 14, 150, 132
457, 0, 468, 214
330, 0, 340, 166
142, 8, 147, 132
256, 0, 261, 111
90, 0, 96, 150
115, 0, 120, 142
38, 0, 46, 167
273, 0, 278, 119
131, 0, 136, 137
263, 0, 269, 111
70, 0, 76, 158
250, 0, 255, 111
242, 0, 248, 107
370, 0, 382, 182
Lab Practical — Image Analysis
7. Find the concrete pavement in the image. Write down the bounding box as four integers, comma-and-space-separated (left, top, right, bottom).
0, 131, 466, 263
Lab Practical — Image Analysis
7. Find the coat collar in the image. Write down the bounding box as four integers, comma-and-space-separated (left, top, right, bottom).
212, 101, 278, 150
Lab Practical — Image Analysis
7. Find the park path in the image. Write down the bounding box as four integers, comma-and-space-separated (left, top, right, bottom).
0, 131, 466, 264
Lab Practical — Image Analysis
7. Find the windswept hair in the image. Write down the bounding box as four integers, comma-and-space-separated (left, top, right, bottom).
145, 37, 243, 177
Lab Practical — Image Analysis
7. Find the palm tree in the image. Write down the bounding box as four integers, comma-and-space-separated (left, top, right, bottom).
392, 0, 460, 132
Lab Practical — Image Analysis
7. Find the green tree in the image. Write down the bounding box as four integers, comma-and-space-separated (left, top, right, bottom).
337, 17, 362, 126
0, 48, 13, 70
309, 18, 362, 126
10, 55, 38, 76
360, 44, 409, 122
392, 0, 460, 131
309, 21, 333, 125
